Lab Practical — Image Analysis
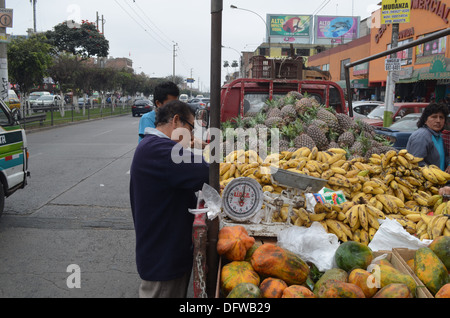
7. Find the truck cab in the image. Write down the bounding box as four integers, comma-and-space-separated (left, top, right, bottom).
220, 78, 347, 122
0, 99, 29, 217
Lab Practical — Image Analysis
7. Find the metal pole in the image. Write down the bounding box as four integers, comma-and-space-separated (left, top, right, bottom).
0, 0, 8, 103
383, 23, 399, 127
207, 0, 222, 298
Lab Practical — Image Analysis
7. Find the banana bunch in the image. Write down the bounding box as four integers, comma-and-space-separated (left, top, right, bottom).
416, 214, 450, 240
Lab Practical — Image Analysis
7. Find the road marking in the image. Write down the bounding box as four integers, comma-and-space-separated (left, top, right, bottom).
93, 130, 113, 137
29, 152, 43, 158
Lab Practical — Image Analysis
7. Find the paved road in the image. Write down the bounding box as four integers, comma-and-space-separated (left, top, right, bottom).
0, 115, 194, 298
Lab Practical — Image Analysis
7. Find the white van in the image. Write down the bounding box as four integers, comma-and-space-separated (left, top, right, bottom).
179, 94, 189, 102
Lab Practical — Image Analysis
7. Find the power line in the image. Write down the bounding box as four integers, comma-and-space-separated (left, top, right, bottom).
113, 0, 171, 51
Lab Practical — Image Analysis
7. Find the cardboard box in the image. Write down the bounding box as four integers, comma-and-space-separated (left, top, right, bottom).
392, 248, 434, 298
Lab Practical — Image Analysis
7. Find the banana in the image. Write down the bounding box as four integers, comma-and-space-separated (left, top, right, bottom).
341, 201, 355, 214
396, 155, 411, 169
331, 159, 347, 168
394, 188, 405, 203
309, 212, 327, 222
431, 215, 449, 239
219, 162, 231, 176
375, 194, 396, 213
360, 228, 370, 245
412, 193, 429, 206
397, 183, 413, 200
405, 214, 422, 223
327, 153, 345, 165
427, 194, 442, 207
353, 229, 361, 243
382, 150, 397, 168
447, 219, 450, 231
331, 166, 347, 175
347, 205, 360, 228
369, 227, 377, 241
325, 219, 348, 242
367, 212, 380, 229
384, 174, 395, 184
404, 176, 422, 187
421, 166, 439, 184
428, 165, 448, 182
358, 205, 369, 231
328, 148, 347, 155
395, 177, 414, 190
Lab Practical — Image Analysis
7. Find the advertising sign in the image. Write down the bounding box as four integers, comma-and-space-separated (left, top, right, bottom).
381, 0, 411, 24
316, 16, 359, 40
267, 14, 312, 44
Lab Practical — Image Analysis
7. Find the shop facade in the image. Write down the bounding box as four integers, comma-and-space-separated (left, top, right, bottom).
308, 2, 450, 103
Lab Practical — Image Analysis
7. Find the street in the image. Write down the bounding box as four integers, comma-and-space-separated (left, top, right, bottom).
0, 115, 193, 298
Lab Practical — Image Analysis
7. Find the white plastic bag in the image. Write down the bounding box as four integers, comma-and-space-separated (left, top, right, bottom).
368, 218, 431, 251
188, 183, 222, 220
277, 222, 340, 272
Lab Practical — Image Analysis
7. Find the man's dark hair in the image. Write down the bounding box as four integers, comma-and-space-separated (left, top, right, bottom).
417, 102, 449, 130
155, 100, 195, 127
153, 81, 180, 106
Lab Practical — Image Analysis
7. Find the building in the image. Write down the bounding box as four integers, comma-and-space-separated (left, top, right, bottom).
308, 3, 450, 103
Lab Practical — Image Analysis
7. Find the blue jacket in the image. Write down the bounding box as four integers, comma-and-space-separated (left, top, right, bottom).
138, 110, 156, 142
406, 126, 450, 169
130, 130, 209, 281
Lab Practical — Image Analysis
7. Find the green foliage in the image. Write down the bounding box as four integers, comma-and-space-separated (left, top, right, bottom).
45, 20, 109, 59
7, 34, 54, 94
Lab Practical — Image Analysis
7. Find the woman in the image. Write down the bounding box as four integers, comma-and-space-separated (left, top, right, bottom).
406, 103, 450, 173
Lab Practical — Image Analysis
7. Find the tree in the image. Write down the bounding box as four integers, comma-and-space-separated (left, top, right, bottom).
7, 34, 54, 95
45, 20, 109, 60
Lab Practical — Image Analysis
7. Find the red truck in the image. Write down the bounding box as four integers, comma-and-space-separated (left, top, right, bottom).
220, 78, 348, 122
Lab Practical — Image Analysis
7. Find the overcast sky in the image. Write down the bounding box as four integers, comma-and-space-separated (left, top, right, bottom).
7, 0, 381, 93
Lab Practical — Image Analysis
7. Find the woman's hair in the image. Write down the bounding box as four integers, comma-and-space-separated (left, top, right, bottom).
155, 100, 195, 126
417, 102, 449, 129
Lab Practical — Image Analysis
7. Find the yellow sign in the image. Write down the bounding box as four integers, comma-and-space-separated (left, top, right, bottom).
381, 0, 411, 24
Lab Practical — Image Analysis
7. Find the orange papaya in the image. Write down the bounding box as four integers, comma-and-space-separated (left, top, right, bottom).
435, 283, 450, 298
375, 264, 416, 296
259, 277, 288, 298
220, 261, 260, 295
348, 268, 379, 298
372, 283, 413, 298
414, 247, 449, 295
282, 285, 316, 298
250, 244, 310, 285
428, 236, 450, 270
217, 226, 255, 261
317, 279, 365, 298
227, 283, 262, 298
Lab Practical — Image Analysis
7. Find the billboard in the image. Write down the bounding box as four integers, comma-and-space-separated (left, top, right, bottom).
315, 16, 360, 42
267, 14, 313, 44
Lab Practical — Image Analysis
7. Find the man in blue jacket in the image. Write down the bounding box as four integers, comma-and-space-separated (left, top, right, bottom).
138, 81, 180, 142
130, 100, 209, 298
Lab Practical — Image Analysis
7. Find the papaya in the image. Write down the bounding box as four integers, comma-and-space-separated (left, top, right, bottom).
250, 244, 310, 285
372, 283, 413, 298
414, 247, 449, 295
335, 241, 373, 272
259, 277, 288, 298
227, 283, 262, 298
317, 279, 365, 298
282, 285, 316, 298
220, 261, 260, 295
375, 264, 417, 296
313, 268, 348, 295
435, 283, 450, 298
217, 226, 255, 261
428, 236, 450, 270
348, 268, 378, 298
244, 242, 260, 262
406, 259, 414, 272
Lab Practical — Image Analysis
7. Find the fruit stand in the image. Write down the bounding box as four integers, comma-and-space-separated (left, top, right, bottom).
194, 91, 450, 299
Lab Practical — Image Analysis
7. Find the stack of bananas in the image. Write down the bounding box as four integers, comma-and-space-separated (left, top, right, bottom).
219, 147, 450, 242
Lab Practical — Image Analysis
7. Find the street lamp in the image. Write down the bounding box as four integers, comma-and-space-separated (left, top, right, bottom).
230, 5, 271, 57
222, 45, 242, 78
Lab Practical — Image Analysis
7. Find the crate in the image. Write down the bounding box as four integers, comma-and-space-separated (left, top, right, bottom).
250, 56, 303, 80
392, 248, 435, 298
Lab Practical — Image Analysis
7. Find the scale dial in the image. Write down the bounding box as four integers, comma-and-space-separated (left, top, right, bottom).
222, 177, 263, 222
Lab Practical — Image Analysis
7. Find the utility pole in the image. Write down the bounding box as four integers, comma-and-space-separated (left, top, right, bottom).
383, 23, 399, 127
0, 0, 9, 101
172, 43, 178, 83
96, 12, 106, 34
30, 0, 36, 33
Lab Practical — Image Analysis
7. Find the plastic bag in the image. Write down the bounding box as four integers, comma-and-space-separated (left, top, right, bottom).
188, 183, 222, 220
368, 218, 432, 251
277, 222, 340, 272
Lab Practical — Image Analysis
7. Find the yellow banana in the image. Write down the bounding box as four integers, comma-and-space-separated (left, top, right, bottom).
358, 205, 369, 231
382, 150, 397, 168
369, 227, 377, 241
431, 216, 449, 239
325, 219, 347, 242
331, 166, 347, 175
396, 155, 411, 169
309, 212, 327, 222
412, 193, 429, 206
327, 148, 347, 155
421, 166, 439, 184
405, 214, 422, 223
434, 202, 447, 215
219, 162, 231, 176
347, 205, 360, 228
367, 211, 380, 229
428, 165, 449, 182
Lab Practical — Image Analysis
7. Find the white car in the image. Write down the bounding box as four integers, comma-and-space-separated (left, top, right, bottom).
179, 94, 189, 102
31, 95, 61, 110
349, 101, 384, 118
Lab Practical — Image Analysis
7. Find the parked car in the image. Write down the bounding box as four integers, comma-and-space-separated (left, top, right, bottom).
362, 102, 429, 127
188, 98, 210, 112
132, 99, 153, 117
29, 91, 51, 104
375, 113, 450, 150
179, 94, 189, 103
7, 89, 20, 110
78, 97, 91, 107
350, 101, 384, 118
30, 95, 61, 111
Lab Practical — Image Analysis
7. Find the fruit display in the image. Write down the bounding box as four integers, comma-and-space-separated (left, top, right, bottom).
218, 226, 450, 298
216, 225, 255, 261
220, 146, 450, 243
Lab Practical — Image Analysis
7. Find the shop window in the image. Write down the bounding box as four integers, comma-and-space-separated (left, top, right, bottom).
296, 48, 310, 57
340, 58, 350, 81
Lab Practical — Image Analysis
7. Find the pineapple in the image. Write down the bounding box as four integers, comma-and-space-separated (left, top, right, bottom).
310, 119, 328, 134
316, 107, 340, 133
307, 124, 329, 151
287, 91, 303, 100
267, 108, 282, 119
264, 116, 283, 129
335, 113, 355, 132
338, 131, 355, 148
294, 98, 312, 116
281, 104, 297, 121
